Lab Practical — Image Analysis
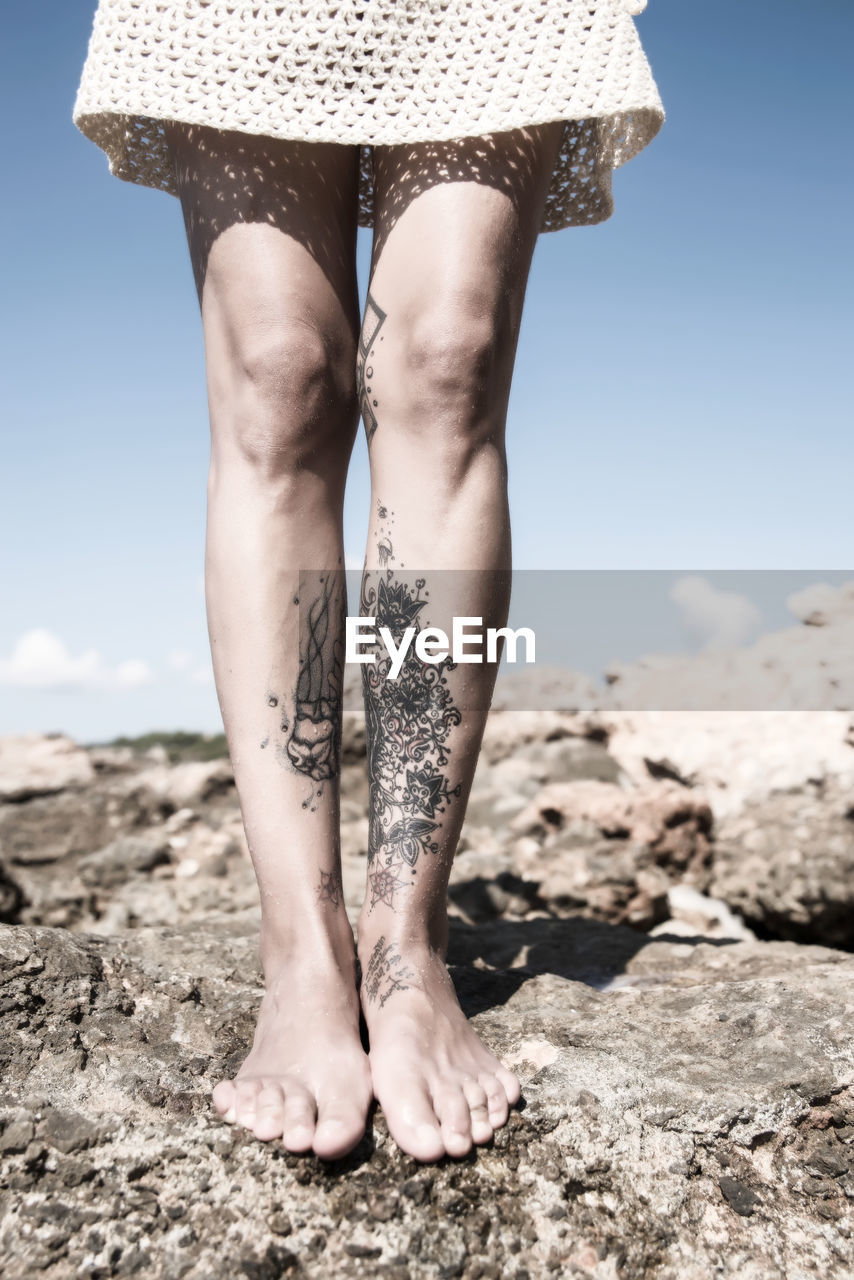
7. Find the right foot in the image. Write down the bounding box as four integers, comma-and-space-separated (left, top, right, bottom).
212, 930, 372, 1161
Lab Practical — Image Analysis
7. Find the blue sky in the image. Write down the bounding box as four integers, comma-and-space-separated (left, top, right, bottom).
1, 1, 852, 740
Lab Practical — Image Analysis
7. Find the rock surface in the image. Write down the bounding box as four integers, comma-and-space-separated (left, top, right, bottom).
0, 735, 95, 803
0, 920, 851, 1279
1, 706, 854, 1277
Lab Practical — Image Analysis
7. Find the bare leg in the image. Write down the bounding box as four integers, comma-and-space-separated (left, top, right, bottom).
355, 124, 565, 1160
165, 121, 371, 1160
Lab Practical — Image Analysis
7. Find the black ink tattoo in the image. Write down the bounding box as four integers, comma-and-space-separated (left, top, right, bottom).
266, 571, 345, 812
357, 291, 387, 444
316, 865, 343, 909
377, 537, 393, 567
374, 499, 395, 569
364, 935, 414, 1007
360, 571, 462, 911
284, 572, 344, 789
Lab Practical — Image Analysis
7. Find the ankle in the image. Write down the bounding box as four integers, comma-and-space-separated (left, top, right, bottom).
356, 907, 449, 959
260, 911, 357, 983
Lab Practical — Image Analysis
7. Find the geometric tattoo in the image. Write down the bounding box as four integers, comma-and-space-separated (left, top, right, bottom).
364, 935, 414, 1007
360, 570, 462, 911
357, 290, 387, 446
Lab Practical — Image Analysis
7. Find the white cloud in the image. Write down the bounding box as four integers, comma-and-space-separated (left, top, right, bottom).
167, 650, 193, 672
670, 576, 762, 651
786, 580, 854, 626
0, 629, 155, 691
167, 650, 215, 686
114, 659, 155, 689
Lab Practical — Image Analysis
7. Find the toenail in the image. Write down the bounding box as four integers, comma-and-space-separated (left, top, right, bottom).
223, 1107, 236, 1124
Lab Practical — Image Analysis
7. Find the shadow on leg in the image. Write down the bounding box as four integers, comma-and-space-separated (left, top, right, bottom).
355, 122, 565, 1162
164, 121, 372, 1161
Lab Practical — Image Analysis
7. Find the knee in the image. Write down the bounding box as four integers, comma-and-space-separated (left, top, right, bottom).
394, 297, 510, 451
214, 324, 357, 483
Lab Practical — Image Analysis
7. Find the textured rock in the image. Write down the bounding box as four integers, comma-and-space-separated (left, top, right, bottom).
711, 784, 854, 950
2, 708, 854, 1275
0, 921, 851, 1278
600, 710, 854, 821
0, 735, 95, 803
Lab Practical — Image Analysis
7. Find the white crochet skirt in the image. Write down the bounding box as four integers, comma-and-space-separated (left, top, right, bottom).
71, 0, 665, 233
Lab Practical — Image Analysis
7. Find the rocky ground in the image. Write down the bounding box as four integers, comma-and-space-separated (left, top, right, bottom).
1, 699, 853, 1277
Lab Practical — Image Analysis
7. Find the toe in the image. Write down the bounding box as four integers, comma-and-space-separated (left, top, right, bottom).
282, 1087, 317, 1153
435, 1086, 473, 1158
252, 1084, 286, 1141
314, 1097, 368, 1161
377, 1078, 444, 1163
462, 1079, 494, 1145
480, 1073, 510, 1129
234, 1080, 261, 1127
212, 1079, 237, 1123
495, 1064, 522, 1108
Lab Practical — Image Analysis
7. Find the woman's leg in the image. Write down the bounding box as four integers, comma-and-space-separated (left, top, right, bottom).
356, 124, 566, 1160
164, 121, 371, 1160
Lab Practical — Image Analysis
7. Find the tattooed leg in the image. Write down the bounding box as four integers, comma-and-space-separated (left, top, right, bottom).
355, 122, 564, 1161
166, 123, 372, 1161
210, 568, 372, 1159
357, 565, 519, 1160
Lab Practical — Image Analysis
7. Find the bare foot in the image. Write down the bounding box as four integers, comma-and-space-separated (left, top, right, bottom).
213, 929, 372, 1161
357, 927, 521, 1162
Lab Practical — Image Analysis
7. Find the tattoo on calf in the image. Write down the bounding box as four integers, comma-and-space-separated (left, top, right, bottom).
357, 291, 387, 445
265, 569, 346, 813
360, 570, 462, 912
364, 935, 414, 1007
374, 498, 396, 568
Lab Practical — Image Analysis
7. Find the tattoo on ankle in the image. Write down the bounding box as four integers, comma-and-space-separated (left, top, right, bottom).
316, 865, 343, 910
360, 570, 462, 911
266, 570, 345, 813
357, 291, 387, 446
364, 936, 414, 1007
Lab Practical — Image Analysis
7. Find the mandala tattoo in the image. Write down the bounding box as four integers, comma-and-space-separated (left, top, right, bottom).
316, 865, 343, 909
357, 291, 387, 445
361, 571, 462, 911
364, 936, 414, 1007
267, 570, 345, 812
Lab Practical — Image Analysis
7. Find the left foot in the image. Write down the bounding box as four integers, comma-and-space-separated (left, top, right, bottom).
357, 926, 521, 1162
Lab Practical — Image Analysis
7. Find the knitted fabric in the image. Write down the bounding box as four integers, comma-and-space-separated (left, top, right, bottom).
72, 0, 665, 232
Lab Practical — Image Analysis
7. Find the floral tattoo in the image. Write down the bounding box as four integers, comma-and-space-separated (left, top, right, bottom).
316, 865, 343, 910
360, 570, 462, 911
